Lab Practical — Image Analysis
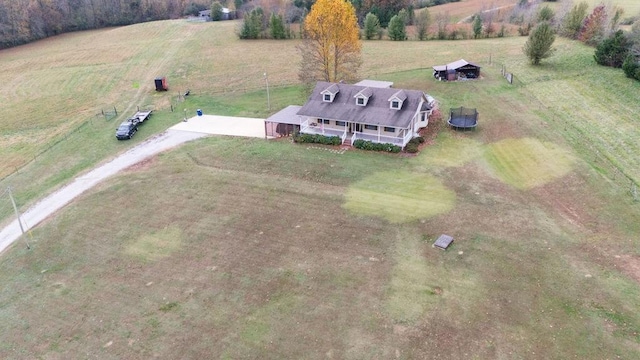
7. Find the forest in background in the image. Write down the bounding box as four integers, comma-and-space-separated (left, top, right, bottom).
0, 0, 210, 49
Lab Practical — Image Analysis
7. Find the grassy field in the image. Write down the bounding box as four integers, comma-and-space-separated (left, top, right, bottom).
1, 10, 640, 359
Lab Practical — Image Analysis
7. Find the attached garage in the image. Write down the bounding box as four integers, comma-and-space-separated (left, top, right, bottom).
265, 105, 302, 138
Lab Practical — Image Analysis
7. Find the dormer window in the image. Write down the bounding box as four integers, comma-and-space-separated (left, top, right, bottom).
354, 87, 372, 107
388, 90, 407, 110
321, 83, 340, 103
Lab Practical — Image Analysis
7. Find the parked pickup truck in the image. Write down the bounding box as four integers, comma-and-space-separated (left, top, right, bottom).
115, 119, 139, 140
115, 110, 152, 140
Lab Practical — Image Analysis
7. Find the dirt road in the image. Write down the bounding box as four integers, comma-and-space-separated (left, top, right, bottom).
0, 129, 207, 254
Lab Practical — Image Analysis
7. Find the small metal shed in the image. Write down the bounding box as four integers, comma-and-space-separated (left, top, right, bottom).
154, 77, 168, 91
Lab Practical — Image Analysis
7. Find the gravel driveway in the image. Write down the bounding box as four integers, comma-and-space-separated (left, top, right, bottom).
0, 129, 207, 254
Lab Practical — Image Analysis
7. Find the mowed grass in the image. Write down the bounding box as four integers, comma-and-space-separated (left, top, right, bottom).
1, 14, 640, 359
344, 171, 456, 223
484, 137, 576, 189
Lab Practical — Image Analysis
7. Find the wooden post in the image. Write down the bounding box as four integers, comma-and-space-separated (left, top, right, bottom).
8, 187, 30, 250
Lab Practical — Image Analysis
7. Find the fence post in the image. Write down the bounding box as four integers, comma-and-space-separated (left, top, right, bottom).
114, 106, 117, 115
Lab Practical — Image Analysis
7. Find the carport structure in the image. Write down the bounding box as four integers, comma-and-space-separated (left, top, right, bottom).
433, 59, 481, 81
265, 105, 302, 138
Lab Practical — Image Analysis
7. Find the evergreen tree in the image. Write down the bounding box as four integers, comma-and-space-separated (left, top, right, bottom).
269, 13, 287, 39
594, 30, 630, 68
538, 5, 554, 23
523, 21, 556, 65
472, 15, 482, 39
239, 8, 264, 39
211, 1, 224, 21
622, 55, 640, 80
387, 14, 406, 41
364, 12, 381, 40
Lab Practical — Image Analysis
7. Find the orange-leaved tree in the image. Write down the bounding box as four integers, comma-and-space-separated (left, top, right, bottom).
298, 0, 362, 86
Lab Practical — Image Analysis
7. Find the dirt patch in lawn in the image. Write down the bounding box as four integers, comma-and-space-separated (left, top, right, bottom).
125, 156, 158, 172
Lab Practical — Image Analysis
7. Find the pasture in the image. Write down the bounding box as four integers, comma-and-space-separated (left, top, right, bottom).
1, 4, 640, 359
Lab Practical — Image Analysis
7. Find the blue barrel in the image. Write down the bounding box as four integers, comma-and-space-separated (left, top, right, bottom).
196, 109, 203, 116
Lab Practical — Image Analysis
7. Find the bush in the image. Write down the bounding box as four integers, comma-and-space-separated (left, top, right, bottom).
353, 139, 401, 153
594, 30, 630, 68
293, 133, 341, 145
405, 142, 419, 153
622, 55, 640, 80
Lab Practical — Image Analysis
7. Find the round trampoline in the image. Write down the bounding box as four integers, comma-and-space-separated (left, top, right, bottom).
448, 107, 478, 130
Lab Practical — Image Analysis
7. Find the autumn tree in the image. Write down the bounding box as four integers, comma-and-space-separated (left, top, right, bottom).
298, 0, 362, 85
579, 4, 606, 46
523, 21, 556, 65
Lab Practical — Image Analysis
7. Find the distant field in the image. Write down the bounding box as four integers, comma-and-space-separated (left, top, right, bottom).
1, 15, 640, 359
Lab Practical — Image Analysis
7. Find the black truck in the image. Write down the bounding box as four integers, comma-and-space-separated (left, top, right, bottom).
115, 110, 152, 140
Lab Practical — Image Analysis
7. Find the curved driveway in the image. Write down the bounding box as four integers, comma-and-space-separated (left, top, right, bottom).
0, 129, 207, 254
0, 115, 267, 254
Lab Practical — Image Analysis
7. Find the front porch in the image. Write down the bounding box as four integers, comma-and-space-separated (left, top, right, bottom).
300, 118, 412, 147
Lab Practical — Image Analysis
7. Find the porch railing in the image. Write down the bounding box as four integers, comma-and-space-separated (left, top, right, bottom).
352, 131, 409, 147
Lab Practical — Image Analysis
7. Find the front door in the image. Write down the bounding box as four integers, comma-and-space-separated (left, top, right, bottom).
348, 123, 362, 133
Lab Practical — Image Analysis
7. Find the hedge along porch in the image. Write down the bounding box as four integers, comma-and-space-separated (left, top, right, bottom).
296, 82, 436, 148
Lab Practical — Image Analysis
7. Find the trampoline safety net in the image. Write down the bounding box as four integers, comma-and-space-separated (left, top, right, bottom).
448, 107, 478, 129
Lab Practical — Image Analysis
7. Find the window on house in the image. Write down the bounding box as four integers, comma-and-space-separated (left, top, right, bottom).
322, 119, 330, 124
391, 100, 400, 109
323, 94, 331, 102
364, 125, 378, 131
336, 121, 346, 126
384, 127, 395, 133
357, 97, 365, 105
421, 113, 427, 121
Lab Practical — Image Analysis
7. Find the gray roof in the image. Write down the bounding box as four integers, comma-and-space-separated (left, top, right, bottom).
321, 83, 339, 95
433, 59, 481, 71
354, 80, 394, 88
390, 89, 407, 102
266, 105, 302, 125
297, 82, 429, 128
355, 87, 373, 98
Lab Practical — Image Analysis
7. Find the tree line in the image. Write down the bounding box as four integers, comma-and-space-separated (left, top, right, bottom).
0, 0, 217, 49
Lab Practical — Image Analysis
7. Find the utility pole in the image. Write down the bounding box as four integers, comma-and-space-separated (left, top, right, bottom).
264, 72, 271, 111
8, 187, 30, 250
